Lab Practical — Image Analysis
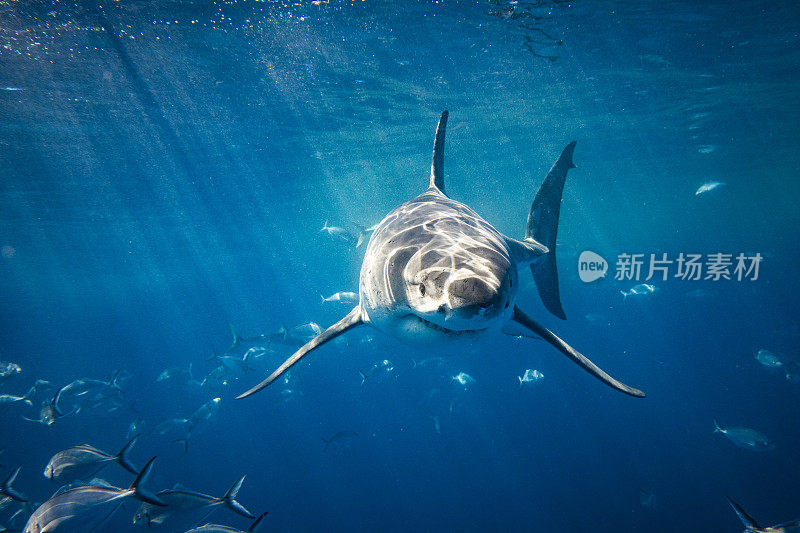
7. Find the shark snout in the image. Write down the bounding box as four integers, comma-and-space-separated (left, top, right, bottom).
439, 276, 508, 322
405, 267, 512, 332
445, 276, 504, 319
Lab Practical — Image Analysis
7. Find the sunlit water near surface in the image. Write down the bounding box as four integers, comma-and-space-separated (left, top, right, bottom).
1, 1, 800, 531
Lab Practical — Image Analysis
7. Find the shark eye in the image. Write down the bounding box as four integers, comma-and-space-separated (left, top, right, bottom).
418, 284, 426, 296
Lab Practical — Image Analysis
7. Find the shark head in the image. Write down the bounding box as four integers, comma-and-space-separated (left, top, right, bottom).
359, 191, 517, 341
397, 241, 516, 335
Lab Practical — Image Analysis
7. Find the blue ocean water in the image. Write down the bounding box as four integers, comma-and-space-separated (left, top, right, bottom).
1, 0, 799, 531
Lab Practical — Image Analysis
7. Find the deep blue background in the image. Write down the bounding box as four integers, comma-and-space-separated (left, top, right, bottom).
1, 1, 799, 531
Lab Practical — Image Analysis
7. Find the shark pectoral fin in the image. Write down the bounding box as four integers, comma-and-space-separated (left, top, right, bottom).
525, 141, 576, 320
501, 320, 543, 340
237, 307, 364, 399
504, 237, 549, 266
512, 306, 645, 398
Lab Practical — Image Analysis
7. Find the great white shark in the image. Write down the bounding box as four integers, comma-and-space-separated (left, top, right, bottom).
239, 111, 645, 399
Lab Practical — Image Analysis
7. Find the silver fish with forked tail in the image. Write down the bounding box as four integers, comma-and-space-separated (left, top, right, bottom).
23, 457, 165, 533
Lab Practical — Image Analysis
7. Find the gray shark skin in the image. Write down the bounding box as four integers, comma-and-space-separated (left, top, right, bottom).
238, 111, 644, 399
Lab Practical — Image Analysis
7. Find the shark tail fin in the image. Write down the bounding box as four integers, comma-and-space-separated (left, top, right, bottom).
358, 371, 367, 386
713, 418, 723, 433
223, 475, 255, 519
238, 307, 364, 399
116, 434, 139, 474
526, 141, 576, 320
128, 456, 165, 506
621, 290, 628, 300
248, 512, 269, 532
429, 110, 448, 194
727, 498, 762, 531
518, 376, 523, 388
2, 467, 26, 503
321, 220, 328, 232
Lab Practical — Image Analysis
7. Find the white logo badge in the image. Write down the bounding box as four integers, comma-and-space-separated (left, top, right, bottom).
578, 251, 608, 283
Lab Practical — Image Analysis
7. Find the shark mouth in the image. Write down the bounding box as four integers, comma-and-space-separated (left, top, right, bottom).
410, 314, 485, 335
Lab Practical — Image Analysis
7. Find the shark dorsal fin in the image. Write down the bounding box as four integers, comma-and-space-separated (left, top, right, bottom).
429, 110, 448, 194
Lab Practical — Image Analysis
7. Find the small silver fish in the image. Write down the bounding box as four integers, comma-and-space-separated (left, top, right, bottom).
713, 418, 774, 451
22, 385, 70, 426
166, 397, 221, 451
127, 418, 146, 439
452, 372, 475, 388
320, 220, 352, 241
189, 397, 220, 427
358, 359, 393, 385
697, 145, 716, 154
518, 369, 544, 387
621, 283, 657, 299
755, 349, 783, 368
44, 435, 139, 481
287, 322, 322, 344
695, 181, 726, 195
354, 223, 378, 248
157, 366, 186, 382
133, 476, 253, 527
208, 352, 253, 374
225, 325, 271, 356
0, 387, 34, 406
23, 457, 164, 533
320, 291, 359, 305
185, 511, 268, 533
58, 371, 125, 412
0, 362, 21, 381
263, 323, 322, 349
